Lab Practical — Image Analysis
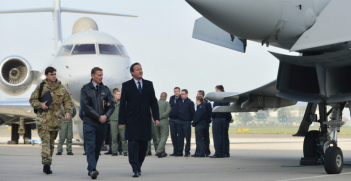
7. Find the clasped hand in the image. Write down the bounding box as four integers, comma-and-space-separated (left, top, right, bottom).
99, 115, 107, 123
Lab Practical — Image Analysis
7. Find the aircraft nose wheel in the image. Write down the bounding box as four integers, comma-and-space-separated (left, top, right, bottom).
324, 147, 343, 174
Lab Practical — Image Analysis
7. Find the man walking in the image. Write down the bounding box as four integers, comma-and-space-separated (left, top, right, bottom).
169, 87, 181, 156
177, 89, 195, 157
156, 92, 171, 158
29, 67, 73, 174
110, 88, 128, 156
118, 62, 159, 177
80, 67, 115, 179
56, 106, 76, 155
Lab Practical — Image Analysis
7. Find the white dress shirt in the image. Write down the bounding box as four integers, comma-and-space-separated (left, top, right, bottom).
133, 78, 143, 89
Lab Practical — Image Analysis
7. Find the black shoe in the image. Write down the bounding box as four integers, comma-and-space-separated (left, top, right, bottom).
124, 153, 128, 156
170, 153, 177, 156
138, 171, 142, 176
67, 152, 74, 155
119, 151, 123, 155
225, 154, 230, 157
133, 172, 139, 177
210, 154, 222, 158
175, 153, 183, 157
155, 153, 159, 156
88, 171, 91, 176
191, 154, 197, 157
148, 152, 152, 156
90, 170, 99, 179
184, 154, 190, 157
104, 151, 112, 155
43, 163, 52, 174
205, 154, 209, 157
83, 152, 86, 155
56, 152, 62, 155
112, 153, 118, 156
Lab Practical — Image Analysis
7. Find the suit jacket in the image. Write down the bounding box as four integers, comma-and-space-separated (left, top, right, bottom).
118, 78, 160, 141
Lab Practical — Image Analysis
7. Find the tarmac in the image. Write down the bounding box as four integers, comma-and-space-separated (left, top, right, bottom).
1, 131, 351, 181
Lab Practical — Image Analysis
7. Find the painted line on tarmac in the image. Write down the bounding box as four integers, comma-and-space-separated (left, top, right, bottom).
276, 172, 351, 181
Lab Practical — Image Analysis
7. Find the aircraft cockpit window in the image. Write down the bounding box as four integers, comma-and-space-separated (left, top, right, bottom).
57, 45, 73, 56
99, 44, 121, 55
72, 44, 96, 55
117, 46, 129, 57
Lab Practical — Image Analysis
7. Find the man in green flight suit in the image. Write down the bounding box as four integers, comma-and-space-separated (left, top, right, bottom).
56, 105, 76, 155
110, 88, 128, 156
156, 92, 171, 158
29, 67, 73, 174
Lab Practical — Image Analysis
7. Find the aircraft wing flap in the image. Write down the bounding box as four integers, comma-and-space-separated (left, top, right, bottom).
192, 17, 246, 53
291, 0, 351, 51
0, 99, 36, 125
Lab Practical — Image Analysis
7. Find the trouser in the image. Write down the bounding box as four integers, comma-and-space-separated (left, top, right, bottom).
156, 120, 169, 154
128, 140, 148, 172
224, 120, 230, 156
148, 120, 159, 153
169, 118, 179, 154
38, 127, 58, 165
195, 124, 206, 156
84, 122, 107, 172
177, 121, 191, 155
57, 121, 73, 153
111, 121, 128, 154
118, 134, 122, 153
106, 124, 112, 152
204, 123, 211, 155
212, 118, 225, 157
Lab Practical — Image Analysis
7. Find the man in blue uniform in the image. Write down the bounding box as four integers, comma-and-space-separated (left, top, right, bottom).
210, 85, 232, 158
177, 89, 195, 157
169, 87, 181, 156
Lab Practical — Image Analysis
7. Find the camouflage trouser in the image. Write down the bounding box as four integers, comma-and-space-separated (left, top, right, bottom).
38, 127, 58, 165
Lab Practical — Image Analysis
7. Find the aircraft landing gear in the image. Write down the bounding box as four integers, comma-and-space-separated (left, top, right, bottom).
300, 101, 345, 174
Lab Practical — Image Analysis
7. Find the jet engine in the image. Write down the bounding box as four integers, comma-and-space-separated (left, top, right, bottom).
0, 56, 34, 96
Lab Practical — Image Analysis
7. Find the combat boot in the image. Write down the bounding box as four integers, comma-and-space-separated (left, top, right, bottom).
43, 163, 52, 174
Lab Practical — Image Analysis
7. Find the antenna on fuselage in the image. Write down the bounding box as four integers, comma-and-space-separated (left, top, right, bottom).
0, 0, 137, 49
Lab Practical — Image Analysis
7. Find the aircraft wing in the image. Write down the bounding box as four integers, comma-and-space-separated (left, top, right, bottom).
192, 17, 247, 53
205, 80, 297, 112
0, 99, 36, 125
291, 0, 351, 51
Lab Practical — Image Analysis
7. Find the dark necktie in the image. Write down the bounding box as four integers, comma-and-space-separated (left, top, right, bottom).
95, 85, 99, 96
138, 81, 142, 94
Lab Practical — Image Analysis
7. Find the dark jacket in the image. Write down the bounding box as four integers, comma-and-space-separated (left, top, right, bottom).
118, 78, 160, 141
79, 106, 84, 120
80, 81, 115, 125
192, 103, 207, 127
211, 102, 232, 120
178, 97, 195, 122
204, 99, 212, 123
169, 95, 181, 119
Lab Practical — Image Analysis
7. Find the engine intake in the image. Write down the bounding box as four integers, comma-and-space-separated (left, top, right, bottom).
0, 56, 33, 96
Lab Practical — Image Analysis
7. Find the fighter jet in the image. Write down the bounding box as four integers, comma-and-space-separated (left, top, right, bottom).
186, 0, 350, 174
0, 0, 135, 146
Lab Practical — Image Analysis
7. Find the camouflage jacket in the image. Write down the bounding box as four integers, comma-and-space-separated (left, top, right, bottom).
60, 105, 77, 122
29, 79, 73, 131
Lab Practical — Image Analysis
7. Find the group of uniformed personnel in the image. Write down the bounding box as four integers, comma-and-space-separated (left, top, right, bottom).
30, 66, 233, 177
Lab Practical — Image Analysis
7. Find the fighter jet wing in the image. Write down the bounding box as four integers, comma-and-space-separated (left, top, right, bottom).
0, 99, 36, 125
291, 0, 351, 51
192, 17, 246, 53
205, 80, 297, 112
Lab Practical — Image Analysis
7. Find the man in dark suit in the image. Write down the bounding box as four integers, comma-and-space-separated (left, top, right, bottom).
118, 62, 160, 178
80, 67, 115, 179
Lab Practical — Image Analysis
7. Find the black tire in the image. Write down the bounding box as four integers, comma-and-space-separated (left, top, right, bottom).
303, 130, 321, 158
11, 124, 19, 144
324, 147, 343, 174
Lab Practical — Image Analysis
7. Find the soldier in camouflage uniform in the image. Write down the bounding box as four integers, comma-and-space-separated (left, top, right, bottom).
56, 105, 76, 155
29, 67, 73, 174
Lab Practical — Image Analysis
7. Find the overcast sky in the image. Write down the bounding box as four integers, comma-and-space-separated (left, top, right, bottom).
0, 0, 299, 101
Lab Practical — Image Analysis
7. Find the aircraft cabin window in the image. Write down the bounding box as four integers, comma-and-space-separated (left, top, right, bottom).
57, 45, 73, 56
99, 44, 121, 55
72, 44, 96, 55
117, 46, 129, 57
